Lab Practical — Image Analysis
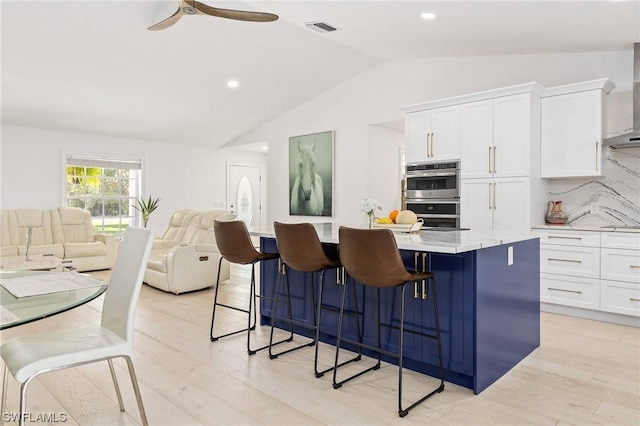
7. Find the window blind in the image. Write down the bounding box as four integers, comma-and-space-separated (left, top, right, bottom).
66, 155, 142, 170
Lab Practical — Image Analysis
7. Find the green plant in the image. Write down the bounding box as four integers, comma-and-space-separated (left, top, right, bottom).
133, 195, 160, 227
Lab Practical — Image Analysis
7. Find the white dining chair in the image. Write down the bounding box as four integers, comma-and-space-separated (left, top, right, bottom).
0, 227, 154, 426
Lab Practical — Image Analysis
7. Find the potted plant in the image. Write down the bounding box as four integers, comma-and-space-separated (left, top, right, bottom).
133, 195, 160, 228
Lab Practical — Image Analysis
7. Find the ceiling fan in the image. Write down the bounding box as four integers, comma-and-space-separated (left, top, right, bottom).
148, 0, 279, 31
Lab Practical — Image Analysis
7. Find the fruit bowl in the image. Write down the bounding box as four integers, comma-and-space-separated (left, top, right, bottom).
372, 220, 423, 233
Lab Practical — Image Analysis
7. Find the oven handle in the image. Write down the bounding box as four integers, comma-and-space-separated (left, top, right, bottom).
405, 171, 458, 178
416, 214, 460, 219
405, 199, 460, 203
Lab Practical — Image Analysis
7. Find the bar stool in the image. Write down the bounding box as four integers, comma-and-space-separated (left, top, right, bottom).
333, 226, 445, 418
210, 220, 291, 355
269, 222, 361, 378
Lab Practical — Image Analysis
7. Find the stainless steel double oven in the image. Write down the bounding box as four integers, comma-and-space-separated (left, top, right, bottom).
403, 161, 461, 229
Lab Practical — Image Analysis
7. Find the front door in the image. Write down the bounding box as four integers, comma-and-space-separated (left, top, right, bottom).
227, 164, 262, 228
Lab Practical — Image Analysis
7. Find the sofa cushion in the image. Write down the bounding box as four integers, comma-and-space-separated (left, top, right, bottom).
15, 209, 44, 227
160, 209, 199, 242
64, 241, 106, 258
55, 208, 95, 243
0, 246, 18, 256
14, 209, 55, 245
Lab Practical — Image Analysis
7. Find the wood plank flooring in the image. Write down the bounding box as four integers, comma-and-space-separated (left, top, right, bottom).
1, 265, 638, 425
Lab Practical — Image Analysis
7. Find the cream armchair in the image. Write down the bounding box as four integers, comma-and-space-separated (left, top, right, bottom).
144, 209, 236, 294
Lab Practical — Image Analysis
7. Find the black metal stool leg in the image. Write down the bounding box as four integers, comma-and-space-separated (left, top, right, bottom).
269, 265, 316, 359
314, 269, 362, 378
398, 278, 445, 417
333, 277, 380, 389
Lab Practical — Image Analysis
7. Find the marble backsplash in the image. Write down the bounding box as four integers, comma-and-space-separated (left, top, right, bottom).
547, 147, 640, 227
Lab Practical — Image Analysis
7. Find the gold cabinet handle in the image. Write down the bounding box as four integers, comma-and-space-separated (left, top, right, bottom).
548, 236, 582, 240
630, 265, 640, 269
414, 282, 419, 299
548, 287, 582, 294
429, 133, 434, 157
548, 258, 582, 263
492, 182, 496, 210
595, 141, 599, 172
488, 146, 492, 173
422, 281, 427, 299
414, 252, 419, 271
488, 183, 492, 210
493, 146, 497, 173
630, 297, 640, 302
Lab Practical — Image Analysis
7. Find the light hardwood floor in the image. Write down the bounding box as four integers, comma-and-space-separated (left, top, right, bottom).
1, 265, 638, 425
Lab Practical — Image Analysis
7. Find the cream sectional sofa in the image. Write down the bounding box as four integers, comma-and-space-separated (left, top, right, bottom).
0, 207, 117, 271
143, 209, 236, 294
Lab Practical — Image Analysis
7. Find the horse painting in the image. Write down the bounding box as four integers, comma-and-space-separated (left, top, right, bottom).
290, 141, 324, 216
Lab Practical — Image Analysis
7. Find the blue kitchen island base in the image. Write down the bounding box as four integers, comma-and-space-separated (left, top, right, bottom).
259, 236, 540, 394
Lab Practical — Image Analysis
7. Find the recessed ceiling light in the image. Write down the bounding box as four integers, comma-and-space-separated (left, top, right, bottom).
420, 12, 436, 20
262, 145, 268, 151
227, 80, 239, 88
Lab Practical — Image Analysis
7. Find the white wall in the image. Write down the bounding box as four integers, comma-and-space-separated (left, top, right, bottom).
231, 50, 633, 225
0, 124, 266, 236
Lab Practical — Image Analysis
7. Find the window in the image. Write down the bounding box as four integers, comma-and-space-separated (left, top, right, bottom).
65, 155, 142, 235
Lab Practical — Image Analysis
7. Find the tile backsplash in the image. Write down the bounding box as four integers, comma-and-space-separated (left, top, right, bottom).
547, 147, 640, 226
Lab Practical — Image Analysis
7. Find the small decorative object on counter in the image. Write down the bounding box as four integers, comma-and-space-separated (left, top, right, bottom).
545, 201, 568, 225
358, 197, 381, 229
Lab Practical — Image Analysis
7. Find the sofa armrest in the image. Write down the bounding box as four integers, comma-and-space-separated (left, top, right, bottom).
95, 234, 118, 268
194, 244, 219, 253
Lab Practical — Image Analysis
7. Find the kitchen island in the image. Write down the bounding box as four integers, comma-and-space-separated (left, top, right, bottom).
251, 224, 540, 394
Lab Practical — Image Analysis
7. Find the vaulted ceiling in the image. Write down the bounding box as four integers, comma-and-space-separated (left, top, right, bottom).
2, 1, 638, 148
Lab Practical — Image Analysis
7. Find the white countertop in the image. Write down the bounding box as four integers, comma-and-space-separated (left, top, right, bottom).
532, 224, 640, 233
249, 223, 538, 254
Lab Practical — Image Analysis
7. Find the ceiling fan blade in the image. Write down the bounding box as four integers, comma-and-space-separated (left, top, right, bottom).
147, 7, 185, 31
191, 0, 278, 22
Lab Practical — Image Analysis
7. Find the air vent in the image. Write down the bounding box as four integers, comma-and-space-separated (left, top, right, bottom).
305, 21, 338, 33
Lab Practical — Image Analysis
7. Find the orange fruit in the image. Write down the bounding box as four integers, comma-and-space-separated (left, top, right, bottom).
389, 209, 399, 223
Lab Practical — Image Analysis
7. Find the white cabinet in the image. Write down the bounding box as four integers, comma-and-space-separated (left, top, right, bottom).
405, 105, 460, 163
461, 93, 535, 179
460, 177, 530, 231
540, 79, 614, 178
459, 91, 541, 231
600, 232, 640, 317
537, 229, 601, 311
534, 228, 640, 320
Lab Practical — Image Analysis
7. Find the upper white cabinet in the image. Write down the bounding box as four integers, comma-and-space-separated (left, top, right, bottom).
540, 78, 614, 178
460, 93, 536, 179
405, 105, 460, 163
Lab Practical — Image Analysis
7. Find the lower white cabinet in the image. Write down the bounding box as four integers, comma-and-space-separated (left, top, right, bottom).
541, 273, 599, 310
534, 227, 640, 320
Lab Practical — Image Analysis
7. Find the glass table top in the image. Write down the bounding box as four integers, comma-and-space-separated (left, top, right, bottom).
0, 270, 107, 330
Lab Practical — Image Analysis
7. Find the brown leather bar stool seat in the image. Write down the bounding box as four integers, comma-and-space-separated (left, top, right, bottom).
270, 222, 361, 378
333, 226, 445, 417
210, 220, 290, 355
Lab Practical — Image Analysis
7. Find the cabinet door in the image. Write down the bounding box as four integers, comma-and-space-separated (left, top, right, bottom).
461, 100, 493, 179
541, 90, 603, 178
430, 105, 461, 161
460, 178, 493, 230
405, 110, 431, 163
493, 94, 532, 178
405, 106, 460, 163
492, 177, 530, 231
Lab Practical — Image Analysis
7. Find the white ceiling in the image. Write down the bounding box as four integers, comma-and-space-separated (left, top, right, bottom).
2, 1, 639, 149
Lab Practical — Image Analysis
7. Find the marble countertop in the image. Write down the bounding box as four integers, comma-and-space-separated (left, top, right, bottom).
249, 223, 538, 254
532, 224, 640, 233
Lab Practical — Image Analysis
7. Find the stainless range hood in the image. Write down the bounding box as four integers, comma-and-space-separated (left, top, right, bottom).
603, 43, 640, 149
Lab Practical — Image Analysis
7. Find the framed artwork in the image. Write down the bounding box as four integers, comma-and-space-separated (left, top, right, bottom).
289, 130, 334, 217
